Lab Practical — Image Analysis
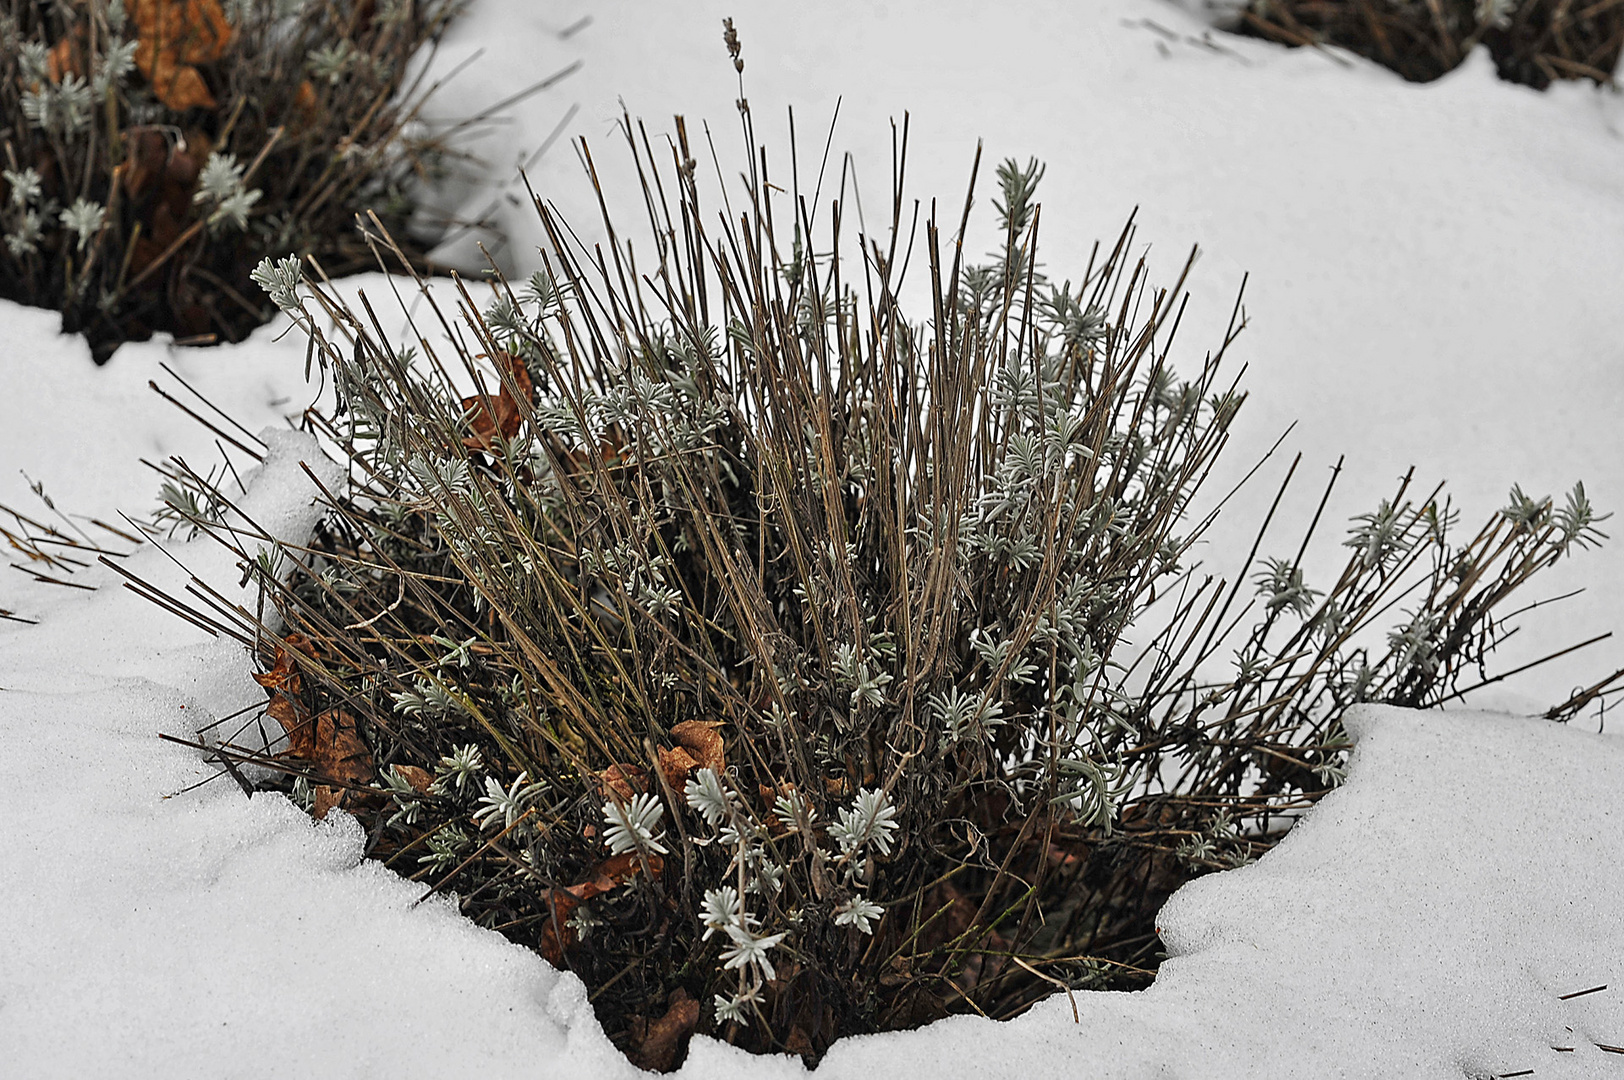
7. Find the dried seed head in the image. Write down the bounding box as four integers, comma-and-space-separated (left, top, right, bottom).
722, 17, 743, 72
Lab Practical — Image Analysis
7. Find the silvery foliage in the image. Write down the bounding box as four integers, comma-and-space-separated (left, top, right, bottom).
933, 159, 1239, 829
681, 767, 809, 1019
194, 153, 264, 233
929, 685, 1005, 746
250, 255, 309, 325
4, 167, 41, 209
307, 40, 356, 84
418, 823, 471, 872
1476, 0, 1518, 29
225, 0, 311, 20
832, 641, 894, 710
391, 676, 469, 722
712, 986, 761, 1028
829, 788, 899, 860
93, 39, 138, 97
381, 765, 425, 829
58, 198, 104, 252
833, 893, 883, 934
22, 73, 93, 135
1253, 557, 1322, 618
684, 767, 737, 828
474, 771, 548, 837
603, 792, 669, 855
579, 543, 683, 622
5, 166, 47, 256
430, 743, 485, 796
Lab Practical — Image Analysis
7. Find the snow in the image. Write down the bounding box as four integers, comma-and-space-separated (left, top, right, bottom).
3, 0, 1622, 1075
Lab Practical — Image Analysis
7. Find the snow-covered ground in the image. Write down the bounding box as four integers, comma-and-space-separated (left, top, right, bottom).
3, 1, 1623, 1075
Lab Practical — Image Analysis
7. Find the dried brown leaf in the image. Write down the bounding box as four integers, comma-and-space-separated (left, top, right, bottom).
536, 853, 663, 966
252, 632, 317, 694
130, 0, 233, 111
47, 35, 85, 82
461, 352, 533, 452
657, 745, 700, 792
595, 763, 648, 803
627, 988, 699, 1072
669, 720, 724, 774
391, 764, 433, 794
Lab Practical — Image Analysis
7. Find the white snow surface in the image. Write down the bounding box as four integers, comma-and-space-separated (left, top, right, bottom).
3, 0, 1623, 1075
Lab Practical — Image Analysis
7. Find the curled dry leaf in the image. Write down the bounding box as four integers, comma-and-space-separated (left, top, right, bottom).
576, 852, 664, 900
292, 79, 320, 127
627, 988, 699, 1073
536, 890, 585, 967
392, 764, 433, 794
130, 0, 233, 111
668, 720, 724, 774
300, 709, 376, 819
537, 852, 663, 966
252, 632, 318, 695
116, 127, 211, 286
46, 34, 85, 83
461, 352, 533, 453
256, 634, 376, 818
657, 745, 700, 792
595, 762, 648, 803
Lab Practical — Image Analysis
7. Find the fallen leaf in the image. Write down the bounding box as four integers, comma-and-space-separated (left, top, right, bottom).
130, 0, 233, 111
292, 79, 320, 126
536, 852, 663, 965
264, 690, 300, 736
657, 745, 700, 791
303, 709, 376, 818
392, 764, 433, 794
461, 351, 533, 452
536, 889, 584, 967
627, 989, 699, 1073
576, 851, 663, 899
252, 632, 318, 695
255, 635, 376, 819
595, 762, 648, 803
669, 720, 724, 774
47, 34, 85, 83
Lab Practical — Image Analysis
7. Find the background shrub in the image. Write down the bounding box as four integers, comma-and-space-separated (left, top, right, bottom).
0, 0, 464, 362
1231, 0, 1624, 85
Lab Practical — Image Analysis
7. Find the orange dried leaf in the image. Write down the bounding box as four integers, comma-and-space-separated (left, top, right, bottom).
264, 693, 303, 747
391, 764, 433, 794
130, 0, 233, 110
536, 854, 664, 965
595, 763, 647, 803
275, 706, 375, 820
536, 889, 584, 966
460, 352, 533, 452
253, 633, 317, 694
47, 36, 85, 83
669, 720, 724, 774
310, 710, 374, 785
657, 745, 700, 792
575, 852, 663, 900
292, 79, 320, 126
627, 989, 700, 1073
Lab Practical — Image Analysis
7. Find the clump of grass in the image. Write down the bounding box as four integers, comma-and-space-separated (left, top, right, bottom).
143, 36, 1620, 1070
1229, 0, 1624, 86
0, 0, 471, 362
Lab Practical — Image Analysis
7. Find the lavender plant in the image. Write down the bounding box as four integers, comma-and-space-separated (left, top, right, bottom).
0, 0, 471, 361
124, 34, 1617, 1069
